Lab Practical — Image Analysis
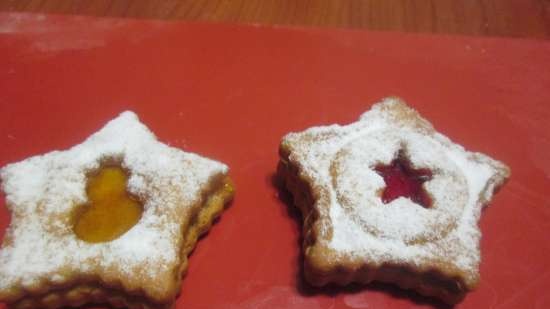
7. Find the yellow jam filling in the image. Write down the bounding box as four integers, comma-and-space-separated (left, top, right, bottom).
74, 166, 143, 243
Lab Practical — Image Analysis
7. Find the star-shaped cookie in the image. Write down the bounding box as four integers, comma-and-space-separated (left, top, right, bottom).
278, 97, 510, 303
0, 111, 234, 309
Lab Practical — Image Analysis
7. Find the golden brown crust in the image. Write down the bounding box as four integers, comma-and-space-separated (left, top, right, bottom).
7, 177, 235, 309
179, 176, 235, 277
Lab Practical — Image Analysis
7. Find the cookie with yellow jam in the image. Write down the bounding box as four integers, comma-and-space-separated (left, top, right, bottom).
278, 98, 509, 303
0, 111, 234, 309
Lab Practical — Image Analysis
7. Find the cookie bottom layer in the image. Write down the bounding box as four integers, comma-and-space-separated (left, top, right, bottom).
277, 157, 467, 304
9, 176, 235, 309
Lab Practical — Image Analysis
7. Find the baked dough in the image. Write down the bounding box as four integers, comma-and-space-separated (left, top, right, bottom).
278, 97, 509, 303
0, 111, 234, 309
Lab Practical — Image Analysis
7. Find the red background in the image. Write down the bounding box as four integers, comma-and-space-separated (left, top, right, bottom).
1, 13, 549, 309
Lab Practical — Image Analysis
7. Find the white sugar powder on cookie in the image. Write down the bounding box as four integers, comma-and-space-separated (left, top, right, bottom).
282, 97, 510, 286
0, 111, 228, 295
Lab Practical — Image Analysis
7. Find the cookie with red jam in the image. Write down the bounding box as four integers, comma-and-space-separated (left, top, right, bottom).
278, 97, 509, 303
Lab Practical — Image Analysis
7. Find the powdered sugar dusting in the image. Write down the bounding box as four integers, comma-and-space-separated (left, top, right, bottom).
0, 111, 228, 298
282, 97, 509, 285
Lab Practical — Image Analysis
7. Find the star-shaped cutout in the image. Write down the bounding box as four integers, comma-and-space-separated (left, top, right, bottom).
279, 97, 510, 303
0, 111, 233, 308
375, 149, 433, 208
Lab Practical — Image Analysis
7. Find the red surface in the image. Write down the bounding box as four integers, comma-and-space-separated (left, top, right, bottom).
1, 12, 550, 309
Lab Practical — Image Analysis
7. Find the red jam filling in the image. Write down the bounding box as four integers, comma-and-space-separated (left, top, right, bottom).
374, 151, 433, 208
